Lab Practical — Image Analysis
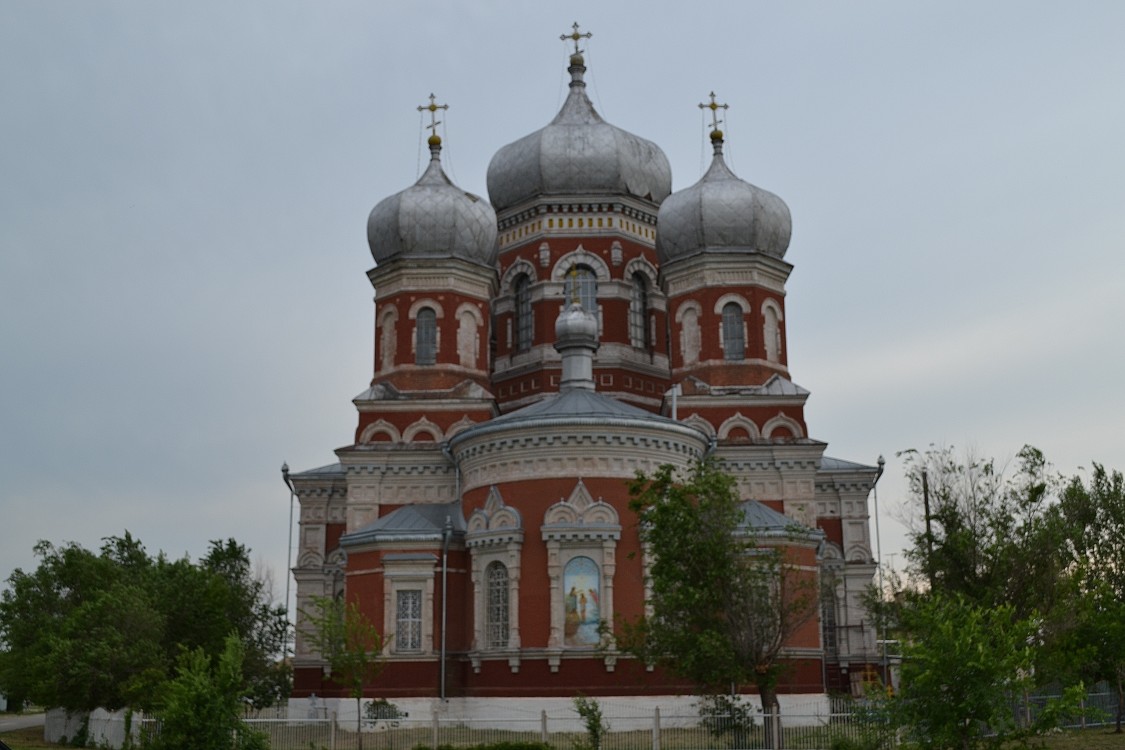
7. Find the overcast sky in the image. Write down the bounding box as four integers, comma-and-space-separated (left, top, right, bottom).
3, 1, 1123, 616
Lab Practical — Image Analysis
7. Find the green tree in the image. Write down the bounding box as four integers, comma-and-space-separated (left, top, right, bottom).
0, 533, 290, 713
887, 594, 1083, 750
0, 535, 164, 711
899, 445, 1068, 621
299, 596, 386, 750
1056, 464, 1125, 731
151, 633, 268, 750
617, 459, 818, 748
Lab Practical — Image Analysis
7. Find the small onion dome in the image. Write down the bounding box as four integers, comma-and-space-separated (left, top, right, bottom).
656, 134, 791, 265
486, 54, 672, 212
367, 139, 499, 266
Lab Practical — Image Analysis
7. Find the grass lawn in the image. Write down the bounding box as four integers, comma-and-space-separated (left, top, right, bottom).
0, 727, 51, 750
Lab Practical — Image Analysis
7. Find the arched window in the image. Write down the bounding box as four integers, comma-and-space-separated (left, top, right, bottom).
514, 274, 532, 353
721, 302, 745, 361
563, 265, 597, 311
415, 307, 436, 365
629, 272, 650, 350
486, 561, 510, 649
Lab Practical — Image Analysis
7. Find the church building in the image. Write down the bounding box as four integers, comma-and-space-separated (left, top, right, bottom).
288, 26, 882, 710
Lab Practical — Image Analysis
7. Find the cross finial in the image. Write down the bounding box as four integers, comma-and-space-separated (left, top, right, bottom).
561, 22, 592, 56
699, 92, 729, 135
417, 93, 449, 140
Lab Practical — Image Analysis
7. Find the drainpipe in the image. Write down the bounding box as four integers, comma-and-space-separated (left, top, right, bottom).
439, 442, 459, 702
872, 455, 887, 686
440, 515, 452, 701
282, 462, 296, 655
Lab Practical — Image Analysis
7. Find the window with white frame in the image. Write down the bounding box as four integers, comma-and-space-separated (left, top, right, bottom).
629, 272, 650, 350
721, 302, 745, 361
514, 274, 532, 353
486, 561, 510, 649
563, 265, 597, 311
415, 307, 437, 365
396, 589, 422, 652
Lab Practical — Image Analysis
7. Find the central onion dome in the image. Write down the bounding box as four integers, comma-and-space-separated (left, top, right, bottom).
486, 53, 672, 212
656, 130, 792, 265
367, 136, 498, 266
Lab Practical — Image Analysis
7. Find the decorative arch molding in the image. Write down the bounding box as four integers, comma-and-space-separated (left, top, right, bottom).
454, 302, 484, 326
467, 486, 525, 543
445, 415, 477, 439
359, 419, 402, 444
297, 549, 323, 568
674, 299, 703, 323
500, 259, 538, 290
682, 413, 716, 437
761, 297, 784, 319
403, 416, 443, 443
718, 412, 762, 441
467, 487, 524, 671
543, 481, 621, 531
820, 541, 845, 565
845, 543, 870, 563
623, 257, 658, 286
408, 298, 445, 319
762, 412, 805, 440
714, 292, 751, 315
551, 245, 610, 282
325, 548, 347, 568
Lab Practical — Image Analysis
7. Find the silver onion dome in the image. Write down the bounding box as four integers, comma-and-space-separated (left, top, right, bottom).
486, 53, 672, 212
656, 131, 792, 265
367, 137, 499, 266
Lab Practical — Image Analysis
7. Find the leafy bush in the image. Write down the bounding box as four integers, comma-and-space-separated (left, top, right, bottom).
699, 693, 756, 748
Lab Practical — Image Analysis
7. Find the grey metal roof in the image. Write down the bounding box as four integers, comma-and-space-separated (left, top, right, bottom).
289, 462, 346, 479
449, 386, 709, 450
367, 142, 498, 266
486, 55, 671, 212
486, 387, 675, 428
693, 374, 809, 398
819, 456, 878, 472
340, 501, 466, 547
738, 499, 823, 541
656, 138, 791, 265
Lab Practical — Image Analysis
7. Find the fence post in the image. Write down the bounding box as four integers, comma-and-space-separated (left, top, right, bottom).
330, 711, 337, 750
541, 710, 548, 744
432, 709, 439, 750
652, 707, 661, 750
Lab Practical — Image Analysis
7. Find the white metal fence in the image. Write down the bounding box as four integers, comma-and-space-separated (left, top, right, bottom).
42, 684, 1119, 750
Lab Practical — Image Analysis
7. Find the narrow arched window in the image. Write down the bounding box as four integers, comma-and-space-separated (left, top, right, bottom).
563, 265, 597, 311
416, 307, 437, 365
821, 585, 838, 658
629, 272, 650, 350
486, 561, 510, 649
721, 302, 745, 361
514, 274, 532, 353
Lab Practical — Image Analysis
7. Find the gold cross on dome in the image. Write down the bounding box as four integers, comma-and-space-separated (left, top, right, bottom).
561, 22, 592, 55
417, 93, 449, 138
699, 91, 729, 134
